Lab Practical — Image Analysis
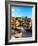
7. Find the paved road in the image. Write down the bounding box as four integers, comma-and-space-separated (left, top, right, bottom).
11, 25, 32, 37
22, 31, 32, 37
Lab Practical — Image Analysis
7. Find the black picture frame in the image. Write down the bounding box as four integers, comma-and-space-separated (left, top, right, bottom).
5, 1, 37, 45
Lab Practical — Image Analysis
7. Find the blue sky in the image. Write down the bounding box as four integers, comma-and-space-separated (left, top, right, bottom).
11, 6, 32, 18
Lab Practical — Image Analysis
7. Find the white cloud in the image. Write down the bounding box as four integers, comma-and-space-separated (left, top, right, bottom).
12, 7, 15, 12
11, 8, 16, 17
